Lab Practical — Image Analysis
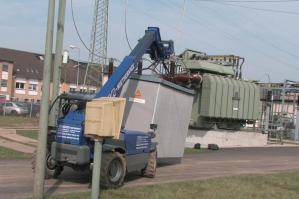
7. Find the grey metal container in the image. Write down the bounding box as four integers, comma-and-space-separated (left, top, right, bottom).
120, 74, 194, 164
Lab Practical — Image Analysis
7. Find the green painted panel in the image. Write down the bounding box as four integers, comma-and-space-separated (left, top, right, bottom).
232, 80, 239, 119
238, 81, 245, 119
214, 76, 222, 118
220, 78, 228, 118
200, 75, 211, 116
198, 74, 261, 121
248, 84, 255, 120
226, 78, 234, 118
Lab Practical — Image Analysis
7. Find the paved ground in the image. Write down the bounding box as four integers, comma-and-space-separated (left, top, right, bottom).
0, 128, 36, 153
1, 147, 299, 199
0, 138, 35, 154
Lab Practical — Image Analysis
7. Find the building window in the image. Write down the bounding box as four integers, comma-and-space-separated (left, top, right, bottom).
69, 87, 76, 92
2, 64, 9, 72
28, 84, 37, 91
1, 79, 7, 87
16, 82, 25, 90
80, 88, 87, 92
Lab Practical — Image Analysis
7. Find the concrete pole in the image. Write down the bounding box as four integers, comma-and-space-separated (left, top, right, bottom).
264, 90, 272, 136
265, 104, 270, 134
295, 107, 299, 142
33, 0, 55, 198
280, 80, 287, 143
49, 0, 67, 127
76, 48, 80, 88
91, 139, 103, 199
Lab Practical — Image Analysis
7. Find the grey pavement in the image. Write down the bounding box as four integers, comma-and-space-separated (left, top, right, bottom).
1, 147, 299, 198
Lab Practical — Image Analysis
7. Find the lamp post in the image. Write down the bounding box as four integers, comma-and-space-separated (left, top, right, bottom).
69, 45, 80, 89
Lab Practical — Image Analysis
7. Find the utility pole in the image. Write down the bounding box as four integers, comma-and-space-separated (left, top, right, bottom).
69, 45, 81, 88
33, 0, 55, 198
84, 0, 109, 88
295, 106, 299, 142
91, 138, 103, 199
49, 0, 67, 128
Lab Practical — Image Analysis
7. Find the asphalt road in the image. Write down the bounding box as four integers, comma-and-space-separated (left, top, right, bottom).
1, 147, 299, 199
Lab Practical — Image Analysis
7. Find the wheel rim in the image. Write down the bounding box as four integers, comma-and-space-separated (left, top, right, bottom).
46, 154, 56, 170
108, 159, 123, 183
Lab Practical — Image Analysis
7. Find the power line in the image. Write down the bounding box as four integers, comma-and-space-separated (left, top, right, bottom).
212, 2, 299, 59
225, 3, 299, 15
164, 0, 299, 71
190, 1, 299, 70
193, 1, 299, 60
70, 0, 119, 62
195, 0, 299, 15
195, 0, 299, 2
124, 0, 132, 51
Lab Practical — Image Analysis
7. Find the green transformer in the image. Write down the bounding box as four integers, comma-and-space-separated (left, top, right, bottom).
190, 74, 261, 129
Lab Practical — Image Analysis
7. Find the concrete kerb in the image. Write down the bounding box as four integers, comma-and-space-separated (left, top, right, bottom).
0, 128, 37, 153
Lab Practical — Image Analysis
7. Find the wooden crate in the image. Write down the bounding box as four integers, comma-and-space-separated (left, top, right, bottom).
84, 98, 126, 139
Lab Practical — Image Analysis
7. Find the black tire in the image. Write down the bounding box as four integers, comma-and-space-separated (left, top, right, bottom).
194, 143, 201, 149
10, 110, 17, 116
31, 150, 63, 179
100, 152, 126, 189
141, 150, 157, 178
208, 144, 219, 150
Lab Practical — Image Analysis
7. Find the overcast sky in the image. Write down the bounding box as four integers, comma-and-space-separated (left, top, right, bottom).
0, 0, 299, 82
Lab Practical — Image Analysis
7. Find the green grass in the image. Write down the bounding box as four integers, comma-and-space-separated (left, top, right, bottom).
0, 116, 38, 127
0, 146, 31, 159
16, 130, 38, 140
49, 171, 299, 199
184, 147, 205, 154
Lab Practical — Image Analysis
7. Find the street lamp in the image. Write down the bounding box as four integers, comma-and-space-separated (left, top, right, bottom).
69, 45, 80, 88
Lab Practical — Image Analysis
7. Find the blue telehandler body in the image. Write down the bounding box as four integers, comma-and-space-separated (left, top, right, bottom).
32, 27, 174, 188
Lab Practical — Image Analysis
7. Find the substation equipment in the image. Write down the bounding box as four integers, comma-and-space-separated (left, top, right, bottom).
162, 49, 262, 130
33, 27, 193, 189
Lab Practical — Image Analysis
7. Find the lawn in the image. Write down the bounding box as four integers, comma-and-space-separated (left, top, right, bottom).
49, 171, 299, 199
0, 116, 38, 127
0, 146, 31, 159
16, 129, 39, 140
184, 147, 205, 154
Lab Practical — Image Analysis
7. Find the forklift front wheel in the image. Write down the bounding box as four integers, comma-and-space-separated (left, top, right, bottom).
100, 152, 126, 189
31, 150, 63, 179
141, 149, 157, 178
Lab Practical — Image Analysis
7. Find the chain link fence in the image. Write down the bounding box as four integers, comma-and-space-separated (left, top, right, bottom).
0, 100, 40, 118
260, 85, 299, 144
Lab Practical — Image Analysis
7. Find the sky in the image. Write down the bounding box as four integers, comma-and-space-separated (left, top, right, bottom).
0, 0, 299, 82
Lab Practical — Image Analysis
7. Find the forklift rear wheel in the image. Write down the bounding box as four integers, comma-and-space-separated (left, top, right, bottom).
141, 149, 157, 178
100, 152, 126, 189
31, 150, 63, 179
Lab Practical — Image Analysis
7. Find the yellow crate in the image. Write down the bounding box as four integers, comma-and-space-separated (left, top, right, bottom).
84, 98, 126, 139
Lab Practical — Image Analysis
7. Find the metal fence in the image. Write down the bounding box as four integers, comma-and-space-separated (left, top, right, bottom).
0, 101, 40, 118
260, 85, 299, 144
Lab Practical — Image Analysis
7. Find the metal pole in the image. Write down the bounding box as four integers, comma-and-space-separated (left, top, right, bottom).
280, 80, 287, 143
30, 102, 33, 118
33, 0, 55, 198
91, 138, 103, 199
295, 107, 299, 142
3, 100, 6, 116
76, 48, 80, 88
49, 0, 67, 127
